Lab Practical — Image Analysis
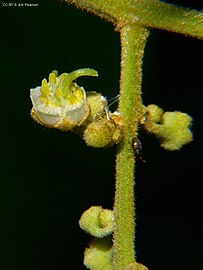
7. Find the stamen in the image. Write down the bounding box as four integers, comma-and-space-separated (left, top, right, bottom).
41, 79, 49, 96
49, 72, 56, 85
54, 87, 64, 101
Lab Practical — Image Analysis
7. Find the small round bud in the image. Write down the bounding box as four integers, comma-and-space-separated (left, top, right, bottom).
158, 111, 193, 150
83, 119, 116, 148
99, 209, 114, 229
84, 238, 112, 270
79, 206, 114, 238
86, 91, 108, 121
146, 104, 164, 123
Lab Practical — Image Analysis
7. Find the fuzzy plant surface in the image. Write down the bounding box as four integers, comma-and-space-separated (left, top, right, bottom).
29, 0, 203, 269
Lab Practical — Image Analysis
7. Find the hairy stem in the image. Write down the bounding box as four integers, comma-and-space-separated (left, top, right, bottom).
64, 0, 203, 39
113, 24, 149, 270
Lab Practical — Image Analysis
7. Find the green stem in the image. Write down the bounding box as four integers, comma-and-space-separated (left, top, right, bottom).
64, 0, 203, 39
113, 24, 149, 270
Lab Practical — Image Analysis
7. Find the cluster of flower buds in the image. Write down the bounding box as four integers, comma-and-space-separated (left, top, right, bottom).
30, 69, 193, 152
141, 104, 193, 151
30, 69, 124, 147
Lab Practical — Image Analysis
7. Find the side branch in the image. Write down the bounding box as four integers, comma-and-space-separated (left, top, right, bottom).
64, 0, 203, 39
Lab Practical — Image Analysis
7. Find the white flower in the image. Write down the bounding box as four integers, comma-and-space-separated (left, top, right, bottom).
30, 69, 98, 131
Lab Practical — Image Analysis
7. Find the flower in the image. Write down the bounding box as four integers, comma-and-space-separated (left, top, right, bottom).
30, 68, 98, 131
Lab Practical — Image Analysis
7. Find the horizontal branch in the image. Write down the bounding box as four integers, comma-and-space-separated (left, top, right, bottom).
64, 0, 203, 39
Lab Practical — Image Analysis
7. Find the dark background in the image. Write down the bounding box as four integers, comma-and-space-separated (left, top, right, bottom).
0, 0, 202, 269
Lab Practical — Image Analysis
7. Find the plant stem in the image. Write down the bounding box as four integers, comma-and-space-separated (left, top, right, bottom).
64, 0, 203, 39
113, 24, 149, 270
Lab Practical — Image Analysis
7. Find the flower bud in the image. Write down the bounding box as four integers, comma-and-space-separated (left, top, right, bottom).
86, 91, 108, 121
84, 237, 113, 270
83, 117, 123, 148
146, 104, 164, 123
155, 111, 193, 150
144, 108, 193, 151
79, 206, 114, 238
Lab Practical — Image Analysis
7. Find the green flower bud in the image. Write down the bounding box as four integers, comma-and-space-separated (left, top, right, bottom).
146, 104, 164, 123
84, 237, 113, 270
149, 111, 193, 151
83, 117, 122, 148
86, 91, 108, 121
79, 206, 114, 238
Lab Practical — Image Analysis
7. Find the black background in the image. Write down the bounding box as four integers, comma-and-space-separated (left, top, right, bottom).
0, 0, 202, 269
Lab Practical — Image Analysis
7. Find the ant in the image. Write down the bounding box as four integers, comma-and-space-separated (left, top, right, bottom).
132, 137, 145, 162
